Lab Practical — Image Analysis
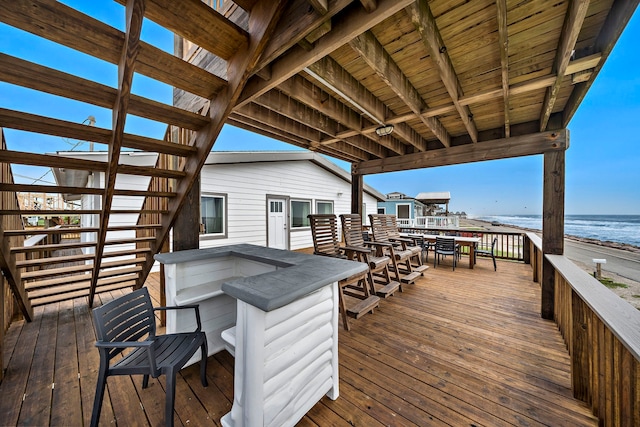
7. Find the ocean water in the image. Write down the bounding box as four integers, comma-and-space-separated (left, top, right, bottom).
472, 214, 640, 248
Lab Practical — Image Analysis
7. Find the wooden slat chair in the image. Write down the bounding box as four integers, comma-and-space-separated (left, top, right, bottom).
385, 215, 429, 270
368, 214, 422, 284
475, 237, 498, 271
91, 287, 208, 427
308, 214, 380, 331
340, 214, 402, 298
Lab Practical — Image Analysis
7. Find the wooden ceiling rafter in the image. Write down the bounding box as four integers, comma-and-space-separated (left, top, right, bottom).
407, 0, 479, 143
496, 0, 510, 138
0, 0, 226, 99
305, 57, 420, 153
237, 0, 416, 107
539, 0, 591, 131
349, 30, 451, 148
89, 0, 145, 305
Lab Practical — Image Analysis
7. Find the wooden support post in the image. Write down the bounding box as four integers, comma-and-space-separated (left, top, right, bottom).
172, 175, 201, 251
351, 170, 363, 215
541, 148, 565, 319
1, 277, 4, 382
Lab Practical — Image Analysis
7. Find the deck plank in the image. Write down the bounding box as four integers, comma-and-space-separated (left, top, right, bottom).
0, 259, 598, 426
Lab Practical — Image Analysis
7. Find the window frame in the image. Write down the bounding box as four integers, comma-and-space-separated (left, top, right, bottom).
290, 198, 312, 230
200, 192, 228, 239
315, 200, 334, 215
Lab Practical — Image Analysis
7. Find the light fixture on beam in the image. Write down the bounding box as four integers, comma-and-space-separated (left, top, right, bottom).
375, 124, 394, 136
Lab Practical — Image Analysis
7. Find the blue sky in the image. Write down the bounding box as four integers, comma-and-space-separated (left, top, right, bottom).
1, 2, 639, 216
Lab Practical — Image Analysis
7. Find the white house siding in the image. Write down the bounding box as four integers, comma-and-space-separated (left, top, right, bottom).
199, 159, 380, 251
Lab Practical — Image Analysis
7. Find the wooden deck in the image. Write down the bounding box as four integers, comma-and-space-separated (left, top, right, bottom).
0, 256, 597, 426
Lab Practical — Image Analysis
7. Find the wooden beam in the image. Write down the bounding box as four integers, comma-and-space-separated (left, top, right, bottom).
0, 221, 33, 321
127, 0, 249, 60
253, 0, 353, 74
0, 109, 196, 157
350, 30, 450, 148
496, 0, 510, 137
238, 0, 415, 106
309, 0, 329, 15
539, 0, 590, 131
306, 57, 418, 153
138, 1, 288, 288
359, 0, 378, 13
0, 183, 174, 198
0, 54, 209, 130
541, 149, 566, 319
90, 0, 145, 306
353, 129, 568, 175
0, 150, 107, 172
563, 0, 640, 126
0, 0, 226, 99
407, 0, 479, 143
351, 172, 363, 215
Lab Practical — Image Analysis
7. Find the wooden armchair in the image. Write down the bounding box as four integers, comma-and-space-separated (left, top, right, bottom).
368, 214, 426, 284
340, 214, 402, 298
308, 214, 380, 330
91, 287, 208, 427
385, 215, 429, 269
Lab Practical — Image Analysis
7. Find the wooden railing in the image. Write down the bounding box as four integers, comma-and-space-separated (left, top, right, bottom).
399, 226, 525, 261
523, 232, 542, 283
525, 234, 640, 425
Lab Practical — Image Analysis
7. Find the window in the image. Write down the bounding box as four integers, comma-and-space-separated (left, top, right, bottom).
316, 200, 333, 214
201, 194, 226, 236
291, 200, 311, 228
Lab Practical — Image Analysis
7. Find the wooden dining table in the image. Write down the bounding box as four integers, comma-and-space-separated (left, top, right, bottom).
402, 233, 481, 269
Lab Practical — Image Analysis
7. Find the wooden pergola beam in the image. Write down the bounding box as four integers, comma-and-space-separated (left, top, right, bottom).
0, 0, 226, 99
90, 0, 145, 306
407, 0, 479, 143
353, 129, 568, 175
350, 30, 451, 148
539, 0, 590, 131
496, 0, 510, 137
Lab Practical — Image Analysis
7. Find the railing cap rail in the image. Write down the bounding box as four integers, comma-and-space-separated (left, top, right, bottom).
546, 254, 640, 360
525, 232, 542, 247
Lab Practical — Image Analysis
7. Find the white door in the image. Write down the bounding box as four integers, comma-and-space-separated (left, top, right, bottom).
267, 198, 288, 249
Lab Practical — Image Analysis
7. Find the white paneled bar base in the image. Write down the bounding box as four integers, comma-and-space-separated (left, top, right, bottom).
154, 244, 367, 427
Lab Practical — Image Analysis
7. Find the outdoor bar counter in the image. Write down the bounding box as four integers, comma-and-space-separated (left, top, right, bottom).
154, 244, 367, 427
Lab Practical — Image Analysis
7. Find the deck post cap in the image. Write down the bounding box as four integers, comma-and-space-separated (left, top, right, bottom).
592, 258, 607, 264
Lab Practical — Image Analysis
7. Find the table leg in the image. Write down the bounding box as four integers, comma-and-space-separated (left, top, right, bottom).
468, 244, 474, 269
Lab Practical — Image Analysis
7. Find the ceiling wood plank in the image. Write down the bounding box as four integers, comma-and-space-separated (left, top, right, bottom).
0, 0, 226, 99
0, 54, 209, 130
138, 0, 288, 288
496, 0, 510, 137
306, 57, 415, 153
407, 0, 479, 143
90, 0, 145, 306
350, 30, 451, 148
354, 129, 568, 175
563, 0, 639, 127
0, 109, 195, 157
238, 0, 416, 107
539, 0, 590, 131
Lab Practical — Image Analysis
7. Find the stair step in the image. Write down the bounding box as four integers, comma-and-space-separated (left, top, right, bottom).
25, 266, 142, 290
29, 281, 137, 307
22, 264, 93, 279
17, 253, 95, 268
347, 295, 380, 319
27, 274, 140, 299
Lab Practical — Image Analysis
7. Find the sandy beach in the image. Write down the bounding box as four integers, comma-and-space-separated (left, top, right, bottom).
460, 218, 640, 309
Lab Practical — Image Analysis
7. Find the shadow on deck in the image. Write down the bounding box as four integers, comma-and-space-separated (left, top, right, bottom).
0, 256, 596, 426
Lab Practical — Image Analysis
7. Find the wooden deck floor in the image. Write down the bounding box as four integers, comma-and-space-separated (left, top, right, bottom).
0, 256, 597, 426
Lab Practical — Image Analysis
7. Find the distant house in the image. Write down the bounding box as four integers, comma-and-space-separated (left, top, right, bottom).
377, 192, 425, 225
378, 191, 454, 227
51, 150, 385, 254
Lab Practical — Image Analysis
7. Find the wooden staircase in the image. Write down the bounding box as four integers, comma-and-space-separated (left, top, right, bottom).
0, 0, 286, 314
